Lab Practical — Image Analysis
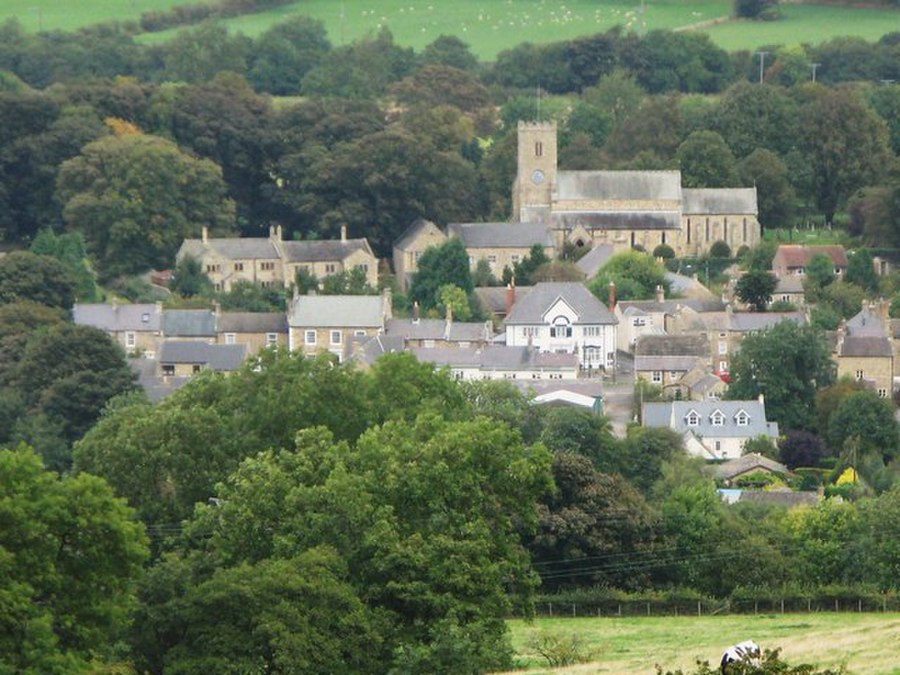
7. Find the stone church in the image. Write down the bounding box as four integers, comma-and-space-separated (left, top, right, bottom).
512, 121, 761, 257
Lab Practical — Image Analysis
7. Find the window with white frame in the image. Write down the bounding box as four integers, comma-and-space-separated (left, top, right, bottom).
224, 333, 236, 345
685, 411, 700, 426
549, 316, 572, 338
330, 330, 342, 346
719, 360, 728, 373
634, 318, 646, 327
651, 371, 662, 383
735, 410, 749, 426
710, 410, 725, 426
522, 326, 538, 338
266, 333, 277, 347
584, 326, 601, 337
354, 329, 366, 336
305, 330, 316, 345
878, 388, 887, 398
718, 340, 727, 354
856, 369, 864, 380
125, 332, 136, 349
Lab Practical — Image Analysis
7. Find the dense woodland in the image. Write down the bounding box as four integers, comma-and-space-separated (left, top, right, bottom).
2, 9, 900, 674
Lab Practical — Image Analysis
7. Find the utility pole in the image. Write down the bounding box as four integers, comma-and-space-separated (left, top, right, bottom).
810, 62, 821, 82
755, 51, 769, 84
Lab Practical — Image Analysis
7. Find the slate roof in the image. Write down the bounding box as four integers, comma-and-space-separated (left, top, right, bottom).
385, 318, 491, 342
728, 311, 805, 332
411, 345, 578, 370
775, 275, 805, 294
130, 357, 189, 403
280, 239, 371, 263
635, 355, 706, 372
845, 305, 887, 337
349, 334, 406, 366
504, 282, 616, 325
551, 210, 682, 231
162, 309, 217, 337
619, 298, 726, 315
737, 490, 821, 507
179, 237, 280, 261
447, 222, 554, 248
665, 272, 717, 300
839, 336, 893, 358
158, 341, 247, 371
474, 285, 533, 315
73, 303, 161, 332
714, 453, 788, 481
682, 188, 758, 215
556, 170, 683, 201
289, 294, 385, 328
634, 334, 710, 357
217, 312, 287, 334
642, 399, 779, 439
574, 244, 615, 278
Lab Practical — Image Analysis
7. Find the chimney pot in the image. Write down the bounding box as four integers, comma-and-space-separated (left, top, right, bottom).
608, 280, 617, 310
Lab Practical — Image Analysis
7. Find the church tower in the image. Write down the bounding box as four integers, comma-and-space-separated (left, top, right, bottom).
513, 121, 557, 223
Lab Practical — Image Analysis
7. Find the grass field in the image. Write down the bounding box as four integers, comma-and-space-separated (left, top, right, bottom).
505, 613, 900, 674
3, 1, 897, 60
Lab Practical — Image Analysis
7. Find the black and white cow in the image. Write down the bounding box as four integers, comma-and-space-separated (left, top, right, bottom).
720, 640, 761, 673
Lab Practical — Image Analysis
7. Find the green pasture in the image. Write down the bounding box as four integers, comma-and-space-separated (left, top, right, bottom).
1, 1, 898, 60
0, 0, 214, 33
506, 613, 900, 674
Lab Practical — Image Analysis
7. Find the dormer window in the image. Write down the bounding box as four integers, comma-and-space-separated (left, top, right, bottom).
685, 410, 700, 427
710, 410, 725, 426
735, 410, 750, 426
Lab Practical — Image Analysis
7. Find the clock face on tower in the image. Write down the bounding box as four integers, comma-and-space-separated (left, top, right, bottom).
531, 169, 545, 185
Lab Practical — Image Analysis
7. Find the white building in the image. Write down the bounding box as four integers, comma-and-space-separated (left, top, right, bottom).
504, 282, 617, 371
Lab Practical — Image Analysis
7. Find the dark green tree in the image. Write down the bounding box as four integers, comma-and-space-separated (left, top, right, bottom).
676, 130, 739, 188
735, 269, 778, 311
827, 390, 899, 462
727, 320, 834, 431
737, 148, 795, 229
29, 229, 98, 302
846, 247, 878, 292
0, 250, 77, 310
409, 237, 473, 311
171, 255, 214, 298
421, 35, 479, 72
247, 16, 331, 95
589, 250, 670, 303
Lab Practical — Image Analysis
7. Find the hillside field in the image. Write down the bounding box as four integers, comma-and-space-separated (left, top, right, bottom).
505, 613, 900, 674
2, 1, 898, 59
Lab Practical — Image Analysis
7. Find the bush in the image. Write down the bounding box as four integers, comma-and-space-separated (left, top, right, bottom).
529, 632, 594, 668
709, 240, 732, 258
653, 244, 676, 260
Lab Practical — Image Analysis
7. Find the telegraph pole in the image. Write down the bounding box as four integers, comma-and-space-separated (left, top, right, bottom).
755, 51, 769, 84
810, 62, 821, 82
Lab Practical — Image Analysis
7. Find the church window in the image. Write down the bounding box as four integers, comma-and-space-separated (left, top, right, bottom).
535, 141, 543, 157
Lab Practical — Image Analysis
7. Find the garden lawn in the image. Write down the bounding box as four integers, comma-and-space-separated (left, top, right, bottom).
505, 613, 900, 674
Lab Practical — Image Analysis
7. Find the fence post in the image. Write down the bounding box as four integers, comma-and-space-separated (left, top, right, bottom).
618, 604, 622, 617
858, 599, 862, 613
549, 602, 553, 617
572, 604, 576, 618
697, 601, 702, 617
646, 602, 651, 617
781, 599, 784, 614
834, 599, 839, 612
754, 601, 758, 615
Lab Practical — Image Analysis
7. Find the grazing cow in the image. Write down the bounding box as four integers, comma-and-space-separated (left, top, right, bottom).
720, 640, 761, 673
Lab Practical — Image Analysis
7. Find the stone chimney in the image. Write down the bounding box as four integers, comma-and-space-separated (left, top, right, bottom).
505, 279, 516, 316
276, 224, 283, 241
608, 281, 617, 310
444, 304, 452, 341
381, 287, 393, 322
341, 224, 347, 242
412, 301, 420, 324
202, 226, 208, 244
655, 284, 665, 303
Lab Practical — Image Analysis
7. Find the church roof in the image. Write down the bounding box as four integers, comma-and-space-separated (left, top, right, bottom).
556, 170, 682, 201
682, 188, 758, 216
551, 211, 682, 231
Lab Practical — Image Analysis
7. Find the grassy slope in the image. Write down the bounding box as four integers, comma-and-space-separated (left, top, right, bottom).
3, 1, 897, 59
506, 613, 900, 674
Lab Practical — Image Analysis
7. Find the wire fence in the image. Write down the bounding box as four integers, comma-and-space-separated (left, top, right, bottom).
524, 595, 900, 619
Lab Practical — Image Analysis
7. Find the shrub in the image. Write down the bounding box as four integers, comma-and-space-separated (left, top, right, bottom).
653, 244, 676, 260
709, 240, 732, 258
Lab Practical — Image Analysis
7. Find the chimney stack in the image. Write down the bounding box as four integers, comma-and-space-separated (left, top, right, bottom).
505, 279, 516, 316
341, 224, 347, 242
202, 226, 208, 244
276, 224, 283, 241
608, 281, 617, 310
655, 284, 664, 303
412, 301, 420, 324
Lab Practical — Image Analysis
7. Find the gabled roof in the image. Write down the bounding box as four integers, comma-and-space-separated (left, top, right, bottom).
279, 239, 372, 263
845, 305, 887, 337
619, 297, 726, 315
162, 309, 217, 337
635, 355, 706, 372
158, 341, 247, 371
289, 294, 385, 328
773, 245, 848, 269
635, 334, 710, 357
728, 311, 805, 332
217, 312, 287, 334
447, 222, 554, 249
714, 453, 788, 480
349, 334, 406, 366
385, 318, 491, 342
556, 170, 683, 201
642, 399, 778, 439
474, 285, 533, 315
504, 282, 616, 325
775, 275, 805, 294
394, 218, 445, 250
73, 303, 161, 332
737, 490, 821, 507
839, 336, 893, 358
682, 188, 757, 215
179, 237, 280, 261
551, 210, 682, 231
574, 244, 615, 278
